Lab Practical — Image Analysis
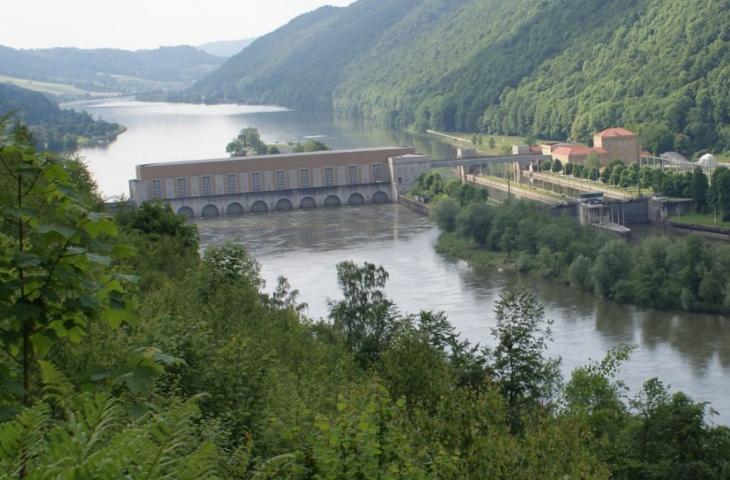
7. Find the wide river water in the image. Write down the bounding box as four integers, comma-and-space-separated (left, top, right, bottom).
76, 100, 730, 423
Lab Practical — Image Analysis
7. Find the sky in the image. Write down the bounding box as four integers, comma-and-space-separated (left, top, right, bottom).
0, 0, 355, 50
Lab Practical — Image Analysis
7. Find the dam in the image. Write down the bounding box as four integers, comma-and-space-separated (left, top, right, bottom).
129, 147, 417, 218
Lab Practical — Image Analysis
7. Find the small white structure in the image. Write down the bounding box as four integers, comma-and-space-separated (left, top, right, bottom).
698, 153, 718, 169
512, 144, 531, 155
457, 148, 477, 159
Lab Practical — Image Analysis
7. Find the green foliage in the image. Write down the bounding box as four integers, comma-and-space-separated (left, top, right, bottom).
196, 0, 729, 154
431, 197, 460, 233
0, 84, 123, 152
0, 390, 220, 479
456, 202, 492, 247
291, 139, 331, 153
435, 192, 730, 313
226, 127, 269, 156
551, 158, 563, 173
444, 179, 488, 206
0, 45, 224, 95
0, 128, 133, 407
691, 167, 709, 212
489, 290, 560, 432
328, 262, 398, 366
411, 171, 445, 198
3, 121, 730, 478
118, 201, 198, 249
711, 167, 730, 221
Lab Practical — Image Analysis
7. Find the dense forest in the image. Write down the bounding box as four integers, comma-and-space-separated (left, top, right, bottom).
193, 0, 729, 156
0, 45, 225, 95
2, 121, 730, 478
0, 83, 123, 151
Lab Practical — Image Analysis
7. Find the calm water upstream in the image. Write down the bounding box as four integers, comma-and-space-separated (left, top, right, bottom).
72, 99, 452, 198
76, 100, 730, 423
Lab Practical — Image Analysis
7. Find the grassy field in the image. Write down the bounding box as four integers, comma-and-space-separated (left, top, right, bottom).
0, 75, 112, 98
670, 212, 730, 229
536, 171, 654, 199
479, 174, 568, 201
427, 130, 549, 156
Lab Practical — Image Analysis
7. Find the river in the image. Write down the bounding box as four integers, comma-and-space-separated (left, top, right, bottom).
76, 99, 730, 423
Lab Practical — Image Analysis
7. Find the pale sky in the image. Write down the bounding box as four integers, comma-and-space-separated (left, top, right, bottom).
0, 0, 355, 50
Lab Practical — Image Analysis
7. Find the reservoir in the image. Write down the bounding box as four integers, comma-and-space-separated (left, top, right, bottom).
77, 99, 730, 423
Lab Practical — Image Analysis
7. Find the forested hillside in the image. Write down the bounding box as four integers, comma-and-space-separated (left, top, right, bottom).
194, 0, 729, 155
0, 45, 225, 95
0, 83, 123, 151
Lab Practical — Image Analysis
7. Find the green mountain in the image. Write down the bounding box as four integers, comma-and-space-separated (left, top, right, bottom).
193, 0, 730, 155
0, 45, 225, 95
197, 38, 256, 57
0, 83, 123, 151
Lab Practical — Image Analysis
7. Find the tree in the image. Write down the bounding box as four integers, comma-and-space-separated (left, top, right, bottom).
0, 124, 133, 408
716, 169, 730, 221
637, 123, 674, 155
431, 197, 460, 232
328, 262, 399, 366
488, 137, 496, 149
445, 181, 488, 206
292, 139, 330, 153
568, 255, 593, 291
413, 172, 445, 197
488, 290, 560, 432
564, 162, 573, 176
551, 159, 563, 173
456, 202, 492, 246
618, 378, 730, 478
709, 167, 729, 218
117, 201, 198, 249
592, 240, 633, 300
690, 167, 709, 213
226, 127, 267, 156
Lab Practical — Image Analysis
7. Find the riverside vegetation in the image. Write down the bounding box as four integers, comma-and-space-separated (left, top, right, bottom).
0, 84, 124, 152
420, 171, 730, 313
2, 124, 730, 479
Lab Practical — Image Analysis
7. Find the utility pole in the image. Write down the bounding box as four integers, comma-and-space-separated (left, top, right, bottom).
507, 161, 511, 202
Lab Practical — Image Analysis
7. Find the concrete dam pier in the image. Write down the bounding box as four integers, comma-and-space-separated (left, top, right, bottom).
130, 147, 418, 218
129, 147, 534, 219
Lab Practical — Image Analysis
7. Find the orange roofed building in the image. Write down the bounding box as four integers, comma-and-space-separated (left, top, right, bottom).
543, 128, 640, 167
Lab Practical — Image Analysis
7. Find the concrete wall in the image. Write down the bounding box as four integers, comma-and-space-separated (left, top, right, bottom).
595, 136, 640, 165
131, 147, 413, 204
168, 183, 393, 219
648, 198, 694, 223
388, 154, 432, 199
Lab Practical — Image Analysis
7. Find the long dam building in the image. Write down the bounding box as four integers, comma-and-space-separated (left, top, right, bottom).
129, 147, 428, 218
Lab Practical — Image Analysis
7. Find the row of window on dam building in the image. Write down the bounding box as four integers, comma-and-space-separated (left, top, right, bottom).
128, 147, 427, 218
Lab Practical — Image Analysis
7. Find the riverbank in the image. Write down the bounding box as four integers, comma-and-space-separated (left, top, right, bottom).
435, 231, 512, 269
78, 124, 127, 148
